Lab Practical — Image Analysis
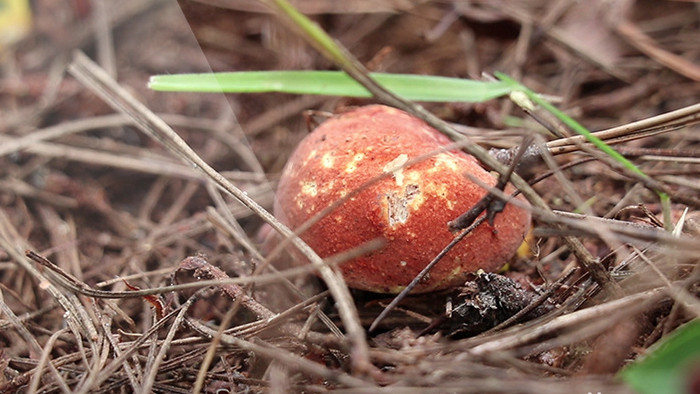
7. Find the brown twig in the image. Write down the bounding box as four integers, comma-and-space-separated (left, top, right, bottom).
67, 51, 374, 376
370, 136, 535, 332
262, 0, 622, 296
369, 215, 488, 333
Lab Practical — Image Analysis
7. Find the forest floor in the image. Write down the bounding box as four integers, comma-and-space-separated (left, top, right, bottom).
1, 0, 699, 392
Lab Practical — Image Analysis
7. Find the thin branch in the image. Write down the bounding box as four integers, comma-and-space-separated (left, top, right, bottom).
466, 288, 665, 356
368, 215, 486, 333
140, 296, 194, 393
261, 0, 619, 295
66, 51, 373, 375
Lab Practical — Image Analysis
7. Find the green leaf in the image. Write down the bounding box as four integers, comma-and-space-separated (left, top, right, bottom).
148, 71, 512, 103
620, 319, 700, 394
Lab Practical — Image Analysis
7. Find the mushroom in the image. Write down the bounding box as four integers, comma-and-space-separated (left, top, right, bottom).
274, 105, 531, 294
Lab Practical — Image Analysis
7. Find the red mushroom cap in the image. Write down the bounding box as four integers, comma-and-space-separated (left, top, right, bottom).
274, 105, 531, 293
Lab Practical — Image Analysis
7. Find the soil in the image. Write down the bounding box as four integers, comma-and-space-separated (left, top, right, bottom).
1, 0, 699, 392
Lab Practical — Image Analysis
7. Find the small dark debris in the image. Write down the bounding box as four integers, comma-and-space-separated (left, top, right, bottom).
430, 272, 554, 337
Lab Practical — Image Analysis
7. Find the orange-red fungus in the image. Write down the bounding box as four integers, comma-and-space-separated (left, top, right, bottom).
274, 105, 531, 293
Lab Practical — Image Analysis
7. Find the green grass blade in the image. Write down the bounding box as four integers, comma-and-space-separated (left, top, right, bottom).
267, 0, 350, 68
620, 319, 700, 394
148, 71, 512, 103
495, 72, 672, 229
495, 72, 647, 177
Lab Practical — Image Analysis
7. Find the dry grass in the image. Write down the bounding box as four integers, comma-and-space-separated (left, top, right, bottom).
1, 0, 699, 392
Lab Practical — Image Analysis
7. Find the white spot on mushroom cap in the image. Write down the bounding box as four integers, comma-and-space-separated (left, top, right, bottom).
345, 153, 365, 173
433, 153, 459, 172
319, 180, 335, 195
301, 181, 318, 197
386, 184, 420, 228
434, 184, 454, 209
383, 153, 409, 186
302, 149, 318, 168
322, 152, 334, 168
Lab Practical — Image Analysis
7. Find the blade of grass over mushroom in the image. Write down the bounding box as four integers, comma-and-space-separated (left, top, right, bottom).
258, 0, 619, 294
148, 71, 512, 103
495, 72, 673, 230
